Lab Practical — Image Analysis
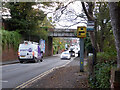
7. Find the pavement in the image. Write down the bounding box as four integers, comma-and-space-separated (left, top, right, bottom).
1, 60, 19, 65
1, 54, 61, 65
26, 57, 89, 88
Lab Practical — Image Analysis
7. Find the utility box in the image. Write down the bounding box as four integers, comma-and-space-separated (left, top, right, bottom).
77, 26, 86, 38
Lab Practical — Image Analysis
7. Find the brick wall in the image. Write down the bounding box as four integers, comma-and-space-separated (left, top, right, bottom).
2, 47, 18, 62
43, 37, 53, 56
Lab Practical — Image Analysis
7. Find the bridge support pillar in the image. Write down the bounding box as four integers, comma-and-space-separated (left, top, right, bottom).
47, 36, 53, 56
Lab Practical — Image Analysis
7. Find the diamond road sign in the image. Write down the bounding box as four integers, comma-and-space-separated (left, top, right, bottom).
87, 21, 95, 32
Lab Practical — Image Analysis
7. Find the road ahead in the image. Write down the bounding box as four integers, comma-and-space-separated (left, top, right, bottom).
2, 54, 75, 88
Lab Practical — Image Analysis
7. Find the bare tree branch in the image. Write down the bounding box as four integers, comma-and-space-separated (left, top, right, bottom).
81, 2, 94, 21
53, 1, 75, 22
56, 20, 87, 28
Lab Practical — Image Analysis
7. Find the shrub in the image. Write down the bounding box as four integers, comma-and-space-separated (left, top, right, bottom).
97, 52, 117, 63
1, 29, 22, 50
95, 62, 112, 88
88, 52, 117, 88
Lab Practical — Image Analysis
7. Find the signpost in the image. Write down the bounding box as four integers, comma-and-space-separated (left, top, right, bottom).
77, 21, 95, 72
87, 20, 97, 69
87, 21, 95, 32
77, 26, 86, 72
79, 38, 84, 72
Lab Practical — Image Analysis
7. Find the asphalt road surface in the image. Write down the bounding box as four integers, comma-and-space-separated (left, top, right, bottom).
2, 54, 75, 88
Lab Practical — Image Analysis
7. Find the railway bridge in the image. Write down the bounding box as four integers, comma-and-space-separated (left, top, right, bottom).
46, 28, 77, 56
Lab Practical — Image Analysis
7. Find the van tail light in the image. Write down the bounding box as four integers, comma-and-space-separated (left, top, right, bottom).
32, 51, 34, 56
18, 52, 20, 56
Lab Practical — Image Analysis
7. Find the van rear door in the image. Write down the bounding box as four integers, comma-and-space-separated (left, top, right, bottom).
18, 44, 34, 59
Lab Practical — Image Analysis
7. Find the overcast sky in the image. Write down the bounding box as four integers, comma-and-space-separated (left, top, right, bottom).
37, 1, 87, 29
53, 1, 87, 29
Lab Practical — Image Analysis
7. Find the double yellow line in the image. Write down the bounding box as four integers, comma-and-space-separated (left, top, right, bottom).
15, 58, 74, 89
15, 68, 54, 89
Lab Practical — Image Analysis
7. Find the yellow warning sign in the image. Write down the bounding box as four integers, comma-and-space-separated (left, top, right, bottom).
77, 26, 86, 38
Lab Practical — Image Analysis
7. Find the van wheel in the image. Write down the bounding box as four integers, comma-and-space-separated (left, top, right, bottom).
20, 61, 24, 63
35, 60, 39, 63
40, 59, 42, 62
34, 58, 38, 63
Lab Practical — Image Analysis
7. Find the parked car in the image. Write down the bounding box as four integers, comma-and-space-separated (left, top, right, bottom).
18, 41, 43, 63
69, 48, 75, 57
60, 51, 71, 60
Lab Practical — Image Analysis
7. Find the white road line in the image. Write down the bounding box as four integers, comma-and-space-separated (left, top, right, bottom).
3, 68, 21, 72
15, 57, 74, 89
1, 81, 8, 83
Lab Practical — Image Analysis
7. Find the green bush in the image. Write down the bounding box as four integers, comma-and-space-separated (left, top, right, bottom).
1, 29, 22, 50
95, 62, 112, 88
88, 52, 117, 88
97, 52, 117, 63
53, 38, 66, 55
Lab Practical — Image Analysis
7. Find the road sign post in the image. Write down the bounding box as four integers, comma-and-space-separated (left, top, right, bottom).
77, 26, 86, 72
87, 21, 95, 32
80, 38, 84, 72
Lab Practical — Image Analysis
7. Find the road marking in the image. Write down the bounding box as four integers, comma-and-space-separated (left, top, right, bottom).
16, 68, 55, 88
15, 57, 74, 89
1, 80, 8, 83
3, 68, 21, 72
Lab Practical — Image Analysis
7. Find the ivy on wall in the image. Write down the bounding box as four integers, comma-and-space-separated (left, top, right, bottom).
1, 29, 22, 50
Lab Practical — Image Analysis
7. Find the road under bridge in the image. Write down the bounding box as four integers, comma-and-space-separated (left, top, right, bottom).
46, 28, 77, 56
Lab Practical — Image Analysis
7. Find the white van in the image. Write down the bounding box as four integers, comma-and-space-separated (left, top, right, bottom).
18, 41, 43, 63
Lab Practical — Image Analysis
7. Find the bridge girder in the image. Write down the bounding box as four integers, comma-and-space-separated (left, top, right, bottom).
48, 28, 77, 37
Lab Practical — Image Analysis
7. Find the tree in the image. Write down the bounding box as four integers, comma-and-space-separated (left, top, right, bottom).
2, 2, 57, 41
81, 2, 95, 48
108, 2, 120, 69
95, 2, 112, 52
3, 2, 46, 35
39, 16, 54, 28
53, 38, 65, 54
53, 1, 87, 28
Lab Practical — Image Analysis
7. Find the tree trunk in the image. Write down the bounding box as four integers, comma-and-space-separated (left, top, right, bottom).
81, 2, 95, 48
109, 2, 120, 69
100, 21, 105, 52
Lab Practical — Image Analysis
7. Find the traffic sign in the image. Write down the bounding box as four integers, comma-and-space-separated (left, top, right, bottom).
87, 21, 95, 32
77, 26, 87, 38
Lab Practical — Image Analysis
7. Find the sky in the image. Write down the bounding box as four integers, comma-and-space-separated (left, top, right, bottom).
51, 1, 87, 29
56, 1, 86, 29
36, 1, 87, 29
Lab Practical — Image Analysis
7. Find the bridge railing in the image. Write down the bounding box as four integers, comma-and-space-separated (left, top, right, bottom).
48, 28, 77, 37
